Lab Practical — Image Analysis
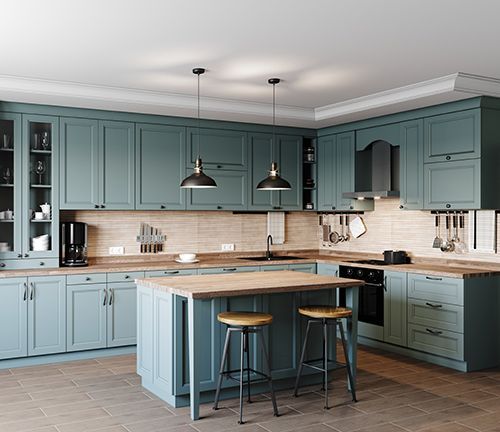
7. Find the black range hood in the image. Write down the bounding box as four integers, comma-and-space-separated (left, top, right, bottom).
342, 140, 400, 200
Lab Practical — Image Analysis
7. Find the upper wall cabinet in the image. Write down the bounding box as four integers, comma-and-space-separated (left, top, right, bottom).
136, 124, 186, 210
60, 118, 135, 210
187, 128, 247, 171
317, 132, 372, 211
399, 120, 424, 210
247, 133, 302, 211
424, 110, 480, 162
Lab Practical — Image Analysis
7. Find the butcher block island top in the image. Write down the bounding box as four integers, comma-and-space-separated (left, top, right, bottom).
136, 270, 363, 299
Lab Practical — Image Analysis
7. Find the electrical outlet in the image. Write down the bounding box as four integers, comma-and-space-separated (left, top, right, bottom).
109, 246, 124, 255
221, 243, 235, 252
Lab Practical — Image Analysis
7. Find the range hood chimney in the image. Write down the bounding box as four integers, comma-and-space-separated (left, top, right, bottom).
342, 140, 400, 200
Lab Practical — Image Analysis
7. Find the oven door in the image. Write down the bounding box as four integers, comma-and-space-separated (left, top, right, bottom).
358, 282, 384, 326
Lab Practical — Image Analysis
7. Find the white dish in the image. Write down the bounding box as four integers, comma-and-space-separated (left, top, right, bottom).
179, 253, 196, 262
175, 259, 199, 264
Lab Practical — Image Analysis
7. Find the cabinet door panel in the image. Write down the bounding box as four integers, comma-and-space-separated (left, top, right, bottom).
248, 133, 276, 209
336, 132, 355, 210
317, 135, 336, 211
383, 271, 407, 347
400, 120, 424, 210
60, 118, 99, 209
0, 278, 27, 359
424, 159, 480, 210
277, 135, 302, 210
424, 109, 480, 162
67, 284, 107, 351
187, 170, 247, 210
27, 276, 66, 356
100, 121, 135, 209
107, 283, 137, 347
136, 124, 186, 210
188, 128, 247, 170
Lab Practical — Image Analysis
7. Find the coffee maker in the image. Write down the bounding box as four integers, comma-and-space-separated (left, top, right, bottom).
61, 222, 88, 267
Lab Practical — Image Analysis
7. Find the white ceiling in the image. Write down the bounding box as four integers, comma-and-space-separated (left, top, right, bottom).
1, 0, 500, 128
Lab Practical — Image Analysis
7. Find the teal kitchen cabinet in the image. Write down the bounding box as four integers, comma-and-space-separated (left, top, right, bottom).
187, 128, 247, 171
424, 109, 480, 163
399, 120, 424, 210
107, 281, 137, 347
198, 266, 259, 275
186, 169, 247, 210
27, 276, 66, 356
60, 118, 135, 210
383, 271, 407, 347
136, 123, 186, 210
67, 283, 107, 352
288, 263, 317, 273
424, 159, 480, 210
0, 278, 28, 359
248, 133, 303, 210
317, 132, 372, 211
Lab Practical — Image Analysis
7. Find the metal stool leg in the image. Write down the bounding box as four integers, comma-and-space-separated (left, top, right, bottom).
245, 331, 251, 403
323, 319, 329, 409
213, 326, 232, 410
238, 328, 246, 424
339, 320, 357, 402
258, 329, 279, 417
294, 320, 312, 397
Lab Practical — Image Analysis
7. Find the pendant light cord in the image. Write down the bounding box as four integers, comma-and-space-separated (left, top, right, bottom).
272, 82, 276, 152
197, 72, 201, 158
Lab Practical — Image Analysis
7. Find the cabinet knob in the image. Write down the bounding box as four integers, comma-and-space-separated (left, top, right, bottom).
217, 165, 222, 169
0, 263, 5, 268
86, 277, 91, 281
273, 206, 282, 210
332, 206, 336, 210
349, 206, 354, 210
125, 275, 130, 279
446, 203, 451, 209
39, 261, 44, 266
399, 205, 404, 209
94, 204, 99, 209
217, 206, 223, 210
160, 205, 166, 209
446, 155, 451, 161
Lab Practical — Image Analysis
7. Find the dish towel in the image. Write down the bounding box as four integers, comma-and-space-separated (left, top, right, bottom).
468, 210, 496, 253
267, 211, 285, 244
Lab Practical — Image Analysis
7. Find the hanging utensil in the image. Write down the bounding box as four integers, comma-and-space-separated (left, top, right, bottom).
440, 213, 454, 252
455, 212, 467, 254
432, 214, 442, 248
344, 214, 350, 241
321, 214, 329, 244
329, 213, 340, 244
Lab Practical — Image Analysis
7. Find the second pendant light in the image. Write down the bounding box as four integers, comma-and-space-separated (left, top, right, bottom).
256, 78, 291, 191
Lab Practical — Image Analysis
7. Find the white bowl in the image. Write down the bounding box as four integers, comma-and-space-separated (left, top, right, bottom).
178, 253, 196, 262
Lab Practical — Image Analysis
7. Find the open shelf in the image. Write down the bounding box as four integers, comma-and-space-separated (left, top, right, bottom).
30, 149, 52, 155
0, 184, 14, 188
0, 148, 14, 152
0, 219, 14, 223
30, 219, 52, 223
30, 184, 52, 189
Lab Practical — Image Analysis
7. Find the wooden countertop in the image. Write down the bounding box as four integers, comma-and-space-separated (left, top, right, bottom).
1, 252, 499, 279
136, 270, 363, 299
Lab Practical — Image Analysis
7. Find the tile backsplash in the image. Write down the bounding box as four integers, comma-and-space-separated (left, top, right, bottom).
319, 199, 500, 264
61, 211, 318, 257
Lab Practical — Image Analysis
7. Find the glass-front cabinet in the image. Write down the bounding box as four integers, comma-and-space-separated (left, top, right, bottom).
0, 114, 59, 268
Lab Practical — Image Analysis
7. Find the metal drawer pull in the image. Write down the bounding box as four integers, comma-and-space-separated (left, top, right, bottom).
29, 283, 34, 300
103, 289, 108, 306
165, 271, 179, 275
426, 328, 443, 335
124, 275, 130, 279
223, 268, 237, 272
109, 288, 114, 306
425, 302, 443, 308
23, 283, 28, 301
425, 276, 442, 281
85, 277, 91, 281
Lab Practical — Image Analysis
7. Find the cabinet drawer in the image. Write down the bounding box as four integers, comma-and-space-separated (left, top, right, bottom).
408, 323, 464, 360
424, 109, 480, 162
67, 273, 107, 285
0, 258, 59, 270
107, 271, 145, 283
198, 266, 259, 275
408, 273, 463, 306
408, 298, 464, 333
145, 269, 198, 278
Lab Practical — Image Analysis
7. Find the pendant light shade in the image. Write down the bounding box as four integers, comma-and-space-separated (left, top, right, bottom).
256, 78, 291, 191
180, 68, 217, 189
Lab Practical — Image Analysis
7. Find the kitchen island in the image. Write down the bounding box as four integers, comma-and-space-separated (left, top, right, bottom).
136, 270, 362, 420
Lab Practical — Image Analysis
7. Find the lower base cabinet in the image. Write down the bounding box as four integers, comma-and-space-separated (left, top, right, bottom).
383, 271, 407, 347
107, 282, 137, 347
0, 278, 28, 360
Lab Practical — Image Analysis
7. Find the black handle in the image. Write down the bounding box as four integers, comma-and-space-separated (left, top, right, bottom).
399, 205, 404, 209
18, 253, 22, 258
103, 289, 107, 306
165, 270, 179, 275
39, 261, 44, 266
94, 204, 99, 209
446, 155, 451, 161
24, 253, 29, 258
86, 277, 91, 281
426, 328, 443, 335
125, 275, 130, 279
445, 215, 449, 230
30, 283, 34, 300
435, 215, 439, 227
217, 165, 222, 169
273, 206, 282, 210
222, 268, 237, 272
160, 205, 166, 209
425, 302, 443, 308
453, 214, 457, 229
446, 203, 451, 209
217, 206, 222, 210
425, 276, 442, 281
23, 283, 27, 301
459, 213, 464, 229
0, 263, 5, 268
100, 205, 105, 209
109, 288, 113, 306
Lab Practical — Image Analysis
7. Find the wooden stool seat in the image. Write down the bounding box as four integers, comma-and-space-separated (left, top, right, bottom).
298, 306, 352, 320
217, 311, 273, 327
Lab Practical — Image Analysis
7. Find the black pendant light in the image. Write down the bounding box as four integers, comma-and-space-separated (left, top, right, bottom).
180, 68, 217, 189
256, 78, 291, 191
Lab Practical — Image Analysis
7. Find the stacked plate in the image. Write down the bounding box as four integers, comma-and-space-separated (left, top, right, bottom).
32, 234, 50, 251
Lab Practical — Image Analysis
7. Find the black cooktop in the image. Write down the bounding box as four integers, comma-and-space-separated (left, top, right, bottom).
350, 259, 388, 266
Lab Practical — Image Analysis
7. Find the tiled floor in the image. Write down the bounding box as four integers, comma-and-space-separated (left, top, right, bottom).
1, 346, 500, 432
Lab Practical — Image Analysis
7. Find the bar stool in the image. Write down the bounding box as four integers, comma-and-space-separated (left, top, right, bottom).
213, 311, 279, 424
294, 306, 357, 409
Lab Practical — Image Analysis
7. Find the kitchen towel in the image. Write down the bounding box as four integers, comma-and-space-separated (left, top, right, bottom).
267, 211, 285, 244
468, 210, 496, 253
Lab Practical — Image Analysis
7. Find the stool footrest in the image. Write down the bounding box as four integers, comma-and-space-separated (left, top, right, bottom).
302, 359, 346, 373
222, 367, 272, 384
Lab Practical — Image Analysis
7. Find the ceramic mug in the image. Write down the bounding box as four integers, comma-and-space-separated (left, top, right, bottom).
0, 211, 4, 220
34, 212, 45, 220
3, 209, 13, 220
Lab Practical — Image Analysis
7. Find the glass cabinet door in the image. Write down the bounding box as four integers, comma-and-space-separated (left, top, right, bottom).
22, 115, 59, 259
0, 113, 22, 259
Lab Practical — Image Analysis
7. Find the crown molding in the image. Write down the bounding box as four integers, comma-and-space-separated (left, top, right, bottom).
0, 72, 499, 127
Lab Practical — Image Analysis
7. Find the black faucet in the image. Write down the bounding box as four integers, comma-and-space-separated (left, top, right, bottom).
266, 234, 273, 260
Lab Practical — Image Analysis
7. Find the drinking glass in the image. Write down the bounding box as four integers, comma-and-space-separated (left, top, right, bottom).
33, 160, 46, 184
1, 167, 12, 184
40, 132, 50, 150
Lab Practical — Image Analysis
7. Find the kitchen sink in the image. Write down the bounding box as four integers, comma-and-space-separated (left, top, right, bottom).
238, 255, 306, 262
